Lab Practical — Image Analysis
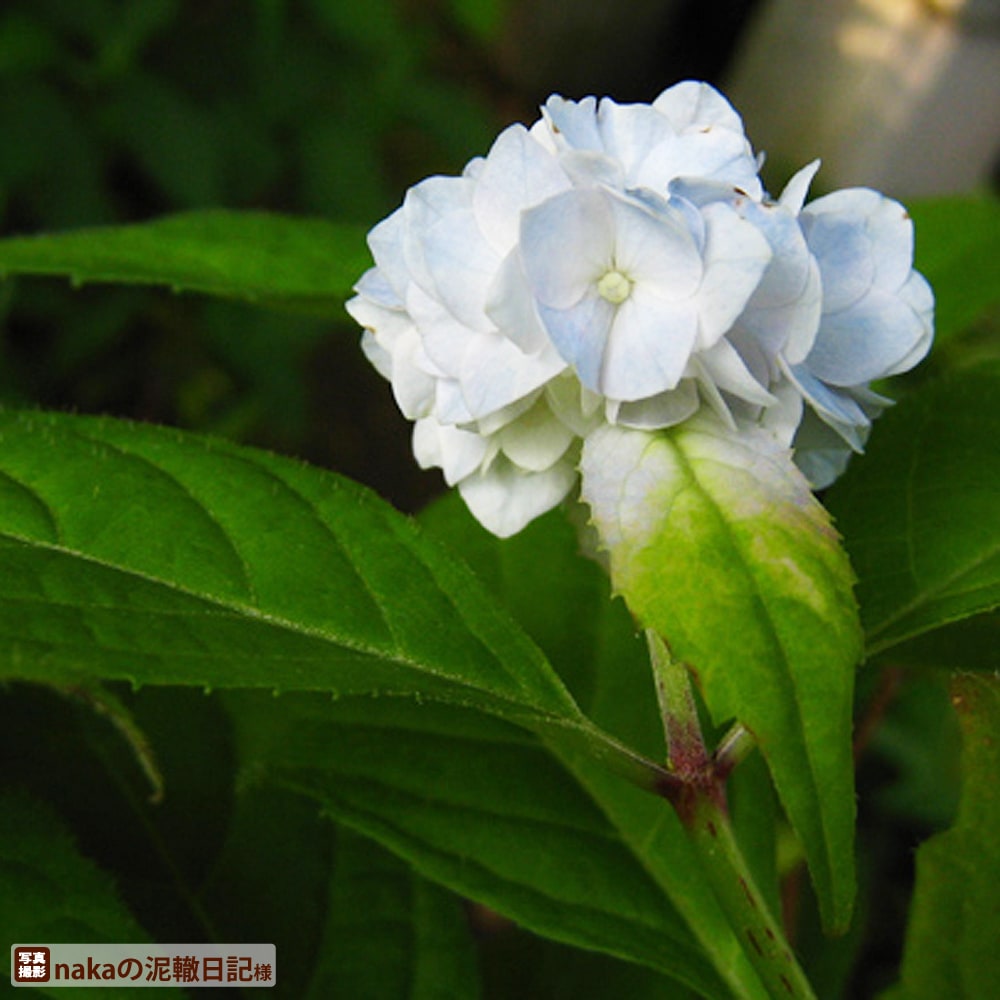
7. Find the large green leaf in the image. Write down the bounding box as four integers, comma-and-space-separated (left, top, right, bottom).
0, 791, 178, 998
0, 410, 665, 791
206, 783, 483, 1000
826, 367, 1000, 656
305, 826, 481, 1000
908, 195, 1000, 343
891, 673, 1000, 1000
580, 420, 862, 932
0, 211, 368, 315
227, 690, 766, 1000
420, 493, 783, 922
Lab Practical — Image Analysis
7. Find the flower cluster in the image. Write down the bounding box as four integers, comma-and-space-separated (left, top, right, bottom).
347, 82, 932, 537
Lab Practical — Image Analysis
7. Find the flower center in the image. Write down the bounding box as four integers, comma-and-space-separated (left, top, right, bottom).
596, 269, 632, 305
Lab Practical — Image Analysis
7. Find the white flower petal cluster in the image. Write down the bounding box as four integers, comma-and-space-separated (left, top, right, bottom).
348, 82, 933, 537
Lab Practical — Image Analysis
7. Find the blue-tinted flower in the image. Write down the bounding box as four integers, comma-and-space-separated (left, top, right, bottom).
347, 82, 933, 535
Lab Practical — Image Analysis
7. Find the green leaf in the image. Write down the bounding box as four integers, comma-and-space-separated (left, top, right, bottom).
0, 791, 179, 998
0, 410, 665, 792
580, 420, 862, 932
893, 673, 1000, 1000
909, 195, 1000, 343
227, 690, 764, 1000
420, 494, 781, 998
0, 211, 369, 315
826, 367, 1000, 655
204, 780, 481, 1000
305, 826, 481, 1000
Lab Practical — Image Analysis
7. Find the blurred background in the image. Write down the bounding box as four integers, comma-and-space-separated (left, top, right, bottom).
0, 4, 995, 996
0, 0, 996, 514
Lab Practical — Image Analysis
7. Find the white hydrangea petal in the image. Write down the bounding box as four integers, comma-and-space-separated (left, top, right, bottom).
458, 456, 578, 538
537, 294, 616, 392
474, 391, 542, 436
413, 418, 490, 485
733, 200, 822, 363
498, 398, 576, 471
696, 338, 776, 407
799, 202, 876, 314
353, 266, 402, 309
637, 129, 763, 196
693, 201, 772, 348
653, 80, 747, 135
544, 374, 603, 436
791, 409, 868, 489
485, 249, 551, 354
420, 205, 501, 333
520, 189, 613, 308
760, 379, 806, 448
433, 377, 475, 425
601, 289, 699, 399
784, 363, 869, 450
806, 188, 914, 294
882, 271, 934, 377
806, 287, 933, 386
400, 176, 473, 296
459, 333, 566, 419
778, 160, 821, 215
612, 380, 700, 429
595, 101, 676, 178
542, 95, 602, 151
610, 192, 703, 295
359, 328, 392, 381
473, 124, 572, 253
367, 210, 410, 300
405, 283, 476, 377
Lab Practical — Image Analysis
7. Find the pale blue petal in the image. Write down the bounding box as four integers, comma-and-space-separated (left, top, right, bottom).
693, 201, 772, 347
537, 295, 616, 392
784, 362, 870, 450
420, 204, 500, 332
883, 271, 934, 376
601, 289, 699, 399
367, 210, 409, 300
799, 201, 876, 313
734, 200, 822, 363
521, 189, 613, 308
807, 288, 932, 386
609, 192, 702, 296
473, 124, 571, 252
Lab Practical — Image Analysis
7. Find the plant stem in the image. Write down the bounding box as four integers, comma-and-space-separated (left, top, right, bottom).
684, 786, 816, 1000
645, 631, 816, 1000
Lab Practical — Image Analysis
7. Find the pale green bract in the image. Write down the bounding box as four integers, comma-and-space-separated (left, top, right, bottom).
347, 80, 932, 537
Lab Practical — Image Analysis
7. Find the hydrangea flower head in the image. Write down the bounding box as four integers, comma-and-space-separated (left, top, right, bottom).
347, 82, 932, 537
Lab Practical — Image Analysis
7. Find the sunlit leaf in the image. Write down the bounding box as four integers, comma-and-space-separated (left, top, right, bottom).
580, 419, 862, 932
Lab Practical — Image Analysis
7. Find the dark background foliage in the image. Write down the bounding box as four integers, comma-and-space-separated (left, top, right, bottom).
0, 3, 996, 997
0, 0, 772, 514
